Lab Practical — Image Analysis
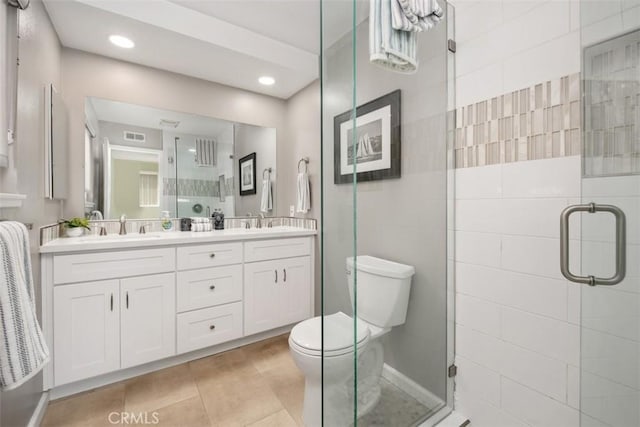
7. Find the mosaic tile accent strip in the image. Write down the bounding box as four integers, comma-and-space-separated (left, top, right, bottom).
163, 177, 236, 197
40, 217, 317, 245
454, 73, 582, 168
583, 29, 640, 176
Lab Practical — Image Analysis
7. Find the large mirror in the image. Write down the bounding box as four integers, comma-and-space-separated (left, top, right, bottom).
84, 97, 277, 220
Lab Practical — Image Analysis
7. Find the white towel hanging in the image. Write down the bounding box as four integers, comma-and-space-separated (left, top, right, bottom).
260, 169, 273, 213
296, 172, 311, 213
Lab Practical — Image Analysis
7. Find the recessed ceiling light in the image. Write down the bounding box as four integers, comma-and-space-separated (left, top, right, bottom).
188, 148, 196, 153
258, 76, 275, 86
109, 35, 135, 49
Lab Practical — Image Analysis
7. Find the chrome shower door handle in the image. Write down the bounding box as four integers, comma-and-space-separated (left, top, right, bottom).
560, 203, 626, 286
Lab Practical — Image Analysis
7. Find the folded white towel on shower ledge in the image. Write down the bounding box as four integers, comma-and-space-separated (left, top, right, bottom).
370, 0, 419, 73
392, 0, 443, 32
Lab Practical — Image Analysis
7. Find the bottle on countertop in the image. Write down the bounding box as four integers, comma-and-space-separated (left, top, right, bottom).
213, 209, 224, 230
161, 211, 173, 231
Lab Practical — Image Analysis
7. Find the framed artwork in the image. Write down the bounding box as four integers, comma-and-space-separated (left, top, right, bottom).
334, 89, 401, 184
239, 152, 256, 195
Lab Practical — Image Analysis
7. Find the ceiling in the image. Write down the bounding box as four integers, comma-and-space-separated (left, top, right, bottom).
89, 97, 234, 137
44, 0, 352, 99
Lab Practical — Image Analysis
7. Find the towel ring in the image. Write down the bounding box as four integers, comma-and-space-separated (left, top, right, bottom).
263, 167, 272, 179
298, 157, 309, 173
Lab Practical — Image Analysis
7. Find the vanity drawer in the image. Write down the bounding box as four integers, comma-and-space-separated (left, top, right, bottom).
176, 302, 243, 354
53, 248, 175, 284
177, 265, 242, 312
244, 237, 311, 263
177, 242, 242, 271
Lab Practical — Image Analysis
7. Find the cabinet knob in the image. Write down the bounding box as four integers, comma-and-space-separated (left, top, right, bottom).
210, 325, 216, 330
209, 253, 216, 258
209, 285, 216, 291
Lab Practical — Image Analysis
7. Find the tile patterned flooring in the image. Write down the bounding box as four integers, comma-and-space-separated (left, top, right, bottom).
42, 334, 435, 427
42, 334, 303, 427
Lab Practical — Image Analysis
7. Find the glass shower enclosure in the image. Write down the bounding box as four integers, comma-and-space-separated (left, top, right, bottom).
320, 0, 455, 425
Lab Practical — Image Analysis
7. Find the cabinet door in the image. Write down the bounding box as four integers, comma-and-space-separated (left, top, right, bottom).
280, 256, 312, 326
53, 280, 120, 386
121, 273, 176, 369
244, 260, 281, 335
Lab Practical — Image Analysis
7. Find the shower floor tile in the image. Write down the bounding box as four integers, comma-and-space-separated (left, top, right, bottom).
357, 378, 440, 427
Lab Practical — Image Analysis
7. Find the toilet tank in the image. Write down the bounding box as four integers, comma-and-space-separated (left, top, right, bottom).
346, 256, 415, 328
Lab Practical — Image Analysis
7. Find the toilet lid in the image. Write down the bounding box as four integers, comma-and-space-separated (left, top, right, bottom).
290, 312, 369, 356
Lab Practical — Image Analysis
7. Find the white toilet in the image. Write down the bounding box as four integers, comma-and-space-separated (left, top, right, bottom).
289, 256, 415, 427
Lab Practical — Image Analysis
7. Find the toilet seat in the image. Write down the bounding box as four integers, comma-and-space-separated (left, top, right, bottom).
290, 312, 370, 358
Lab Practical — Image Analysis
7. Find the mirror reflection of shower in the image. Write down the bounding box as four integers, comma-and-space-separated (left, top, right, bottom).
84, 97, 278, 220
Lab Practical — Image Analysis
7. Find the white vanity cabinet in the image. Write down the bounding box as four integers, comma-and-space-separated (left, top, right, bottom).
53, 273, 176, 386
120, 273, 176, 369
244, 238, 312, 335
175, 243, 244, 354
53, 280, 120, 386
42, 232, 315, 394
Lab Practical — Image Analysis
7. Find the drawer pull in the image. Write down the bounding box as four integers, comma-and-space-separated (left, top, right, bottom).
110, 293, 113, 312
209, 325, 216, 330
210, 253, 216, 258
275, 270, 278, 283
126, 292, 129, 309
283, 268, 287, 282
209, 285, 216, 291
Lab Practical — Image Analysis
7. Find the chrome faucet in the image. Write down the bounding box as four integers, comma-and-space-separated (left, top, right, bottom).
90, 210, 104, 220
139, 223, 151, 234
119, 214, 127, 235
256, 213, 265, 229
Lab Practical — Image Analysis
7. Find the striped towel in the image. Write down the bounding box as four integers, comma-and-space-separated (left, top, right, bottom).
370, 0, 419, 73
195, 138, 216, 167
391, 0, 443, 32
0, 222, 49, 390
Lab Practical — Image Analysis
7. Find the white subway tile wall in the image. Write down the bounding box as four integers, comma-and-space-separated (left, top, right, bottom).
454, 155, 582, 427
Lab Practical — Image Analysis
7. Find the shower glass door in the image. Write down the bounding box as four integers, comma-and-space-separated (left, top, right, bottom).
321, 0, 455, 425
577, 4, 640, 425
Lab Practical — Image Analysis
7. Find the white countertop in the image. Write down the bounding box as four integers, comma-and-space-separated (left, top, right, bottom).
40, 227, 317, 254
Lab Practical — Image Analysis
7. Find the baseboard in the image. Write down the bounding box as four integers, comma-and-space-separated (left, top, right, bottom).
50, 325, 292, 400
381, 363, 445, 410
27, 392, 49, 427
431, 410, 469, 427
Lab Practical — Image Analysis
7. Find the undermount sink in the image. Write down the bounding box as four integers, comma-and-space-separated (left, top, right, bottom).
73, 233, 164, 243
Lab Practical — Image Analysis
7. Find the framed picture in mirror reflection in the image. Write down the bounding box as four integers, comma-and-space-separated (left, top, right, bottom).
239, 152, 257, 195
334, 90, 401, 184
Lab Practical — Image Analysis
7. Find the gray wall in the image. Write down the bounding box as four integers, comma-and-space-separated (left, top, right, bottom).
61, 48, 289, 218
234, 124, 277, 216
0, 0, 63, 425
322, 17, 449, 399
283, 81, 321, 312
